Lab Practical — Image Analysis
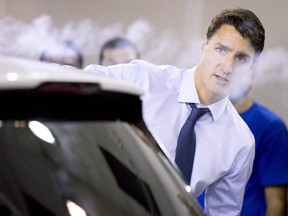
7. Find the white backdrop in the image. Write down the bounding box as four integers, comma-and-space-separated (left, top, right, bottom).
1, 0, 287, 123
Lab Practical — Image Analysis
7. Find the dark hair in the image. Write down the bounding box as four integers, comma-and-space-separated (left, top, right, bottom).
206, 7, 265, 59
99, 37, 140, 65
40, 40, 83, 69
63, 40, 83, 68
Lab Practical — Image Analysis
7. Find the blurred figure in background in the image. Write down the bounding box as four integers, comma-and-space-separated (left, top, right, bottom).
198, 67, 288, 216
99, 37, 140, 66
40, 40, 83, 69
230, 71, 288, 216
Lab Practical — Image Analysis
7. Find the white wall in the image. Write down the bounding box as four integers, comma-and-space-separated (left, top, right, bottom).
1, 0, 288, 123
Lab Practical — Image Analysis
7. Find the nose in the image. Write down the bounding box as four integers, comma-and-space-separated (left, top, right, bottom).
220, 56, 234, 76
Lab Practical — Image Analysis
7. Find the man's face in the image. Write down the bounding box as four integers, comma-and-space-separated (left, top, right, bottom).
196, 24, 256, 103
101, 46, 138, 66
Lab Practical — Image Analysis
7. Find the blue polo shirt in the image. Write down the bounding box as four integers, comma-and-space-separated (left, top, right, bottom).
198, 102, 288, 215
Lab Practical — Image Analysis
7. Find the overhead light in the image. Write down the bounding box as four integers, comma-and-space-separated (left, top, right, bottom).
6, 72, 18, 81
66, 200, 87, 216
28, 121, 55, 144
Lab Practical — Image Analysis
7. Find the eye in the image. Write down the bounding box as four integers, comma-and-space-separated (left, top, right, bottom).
237, 55, 249, 63
216, 47, 225, 54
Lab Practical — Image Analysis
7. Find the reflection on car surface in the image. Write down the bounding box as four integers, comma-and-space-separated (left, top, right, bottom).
0, 55, 204, 216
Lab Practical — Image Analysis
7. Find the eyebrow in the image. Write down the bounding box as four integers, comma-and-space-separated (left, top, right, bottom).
217, 43, 232, 52
236, 52, 251, 60
217, 43, 252, 59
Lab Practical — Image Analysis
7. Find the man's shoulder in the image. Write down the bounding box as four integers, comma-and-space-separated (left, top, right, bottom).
244, 101, 287, 130
252, 102, 285, 122
131, 60, 189, 83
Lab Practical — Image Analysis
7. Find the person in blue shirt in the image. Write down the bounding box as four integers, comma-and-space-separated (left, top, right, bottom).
230, 68, 288, 215
84, 7, 265, 215
198, 59, 288, 215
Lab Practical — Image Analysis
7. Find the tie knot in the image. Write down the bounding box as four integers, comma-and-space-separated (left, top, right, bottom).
188, 103, 210, 122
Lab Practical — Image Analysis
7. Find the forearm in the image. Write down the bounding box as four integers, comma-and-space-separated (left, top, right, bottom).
265, 186, 287, 216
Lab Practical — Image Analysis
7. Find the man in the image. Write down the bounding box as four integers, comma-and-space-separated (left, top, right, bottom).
229, 68, 288, 215
99, 37, 140, 66
198, 61, 288, 215
40, 40, 83, 69
84, 7, 265, 215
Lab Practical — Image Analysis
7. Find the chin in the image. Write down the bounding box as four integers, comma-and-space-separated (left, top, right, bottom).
229, 92, 245, 103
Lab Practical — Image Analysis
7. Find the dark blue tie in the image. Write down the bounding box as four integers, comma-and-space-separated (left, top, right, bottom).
175, 103, 209, 184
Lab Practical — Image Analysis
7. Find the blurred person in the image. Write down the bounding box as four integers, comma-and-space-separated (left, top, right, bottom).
99, 37, 140, 66
197, 63, 288, 216
40, 40, 83, 69
230, 69, 288, 215
84, 7, 265, 215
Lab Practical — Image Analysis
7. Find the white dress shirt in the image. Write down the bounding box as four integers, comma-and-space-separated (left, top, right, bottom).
84, 60, 255, 216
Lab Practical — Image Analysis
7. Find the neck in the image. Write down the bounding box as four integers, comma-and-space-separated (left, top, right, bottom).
232, 96, 253, 114
194, 68, 223, 106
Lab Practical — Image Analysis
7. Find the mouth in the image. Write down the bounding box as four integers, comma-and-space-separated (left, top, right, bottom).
214, 74, 230, 86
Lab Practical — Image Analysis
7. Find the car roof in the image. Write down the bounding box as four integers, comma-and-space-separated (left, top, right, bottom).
0, 55, 144, 96
0, 55, 144, 122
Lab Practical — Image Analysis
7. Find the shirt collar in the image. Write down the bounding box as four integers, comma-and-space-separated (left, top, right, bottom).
178, 66, 229, 122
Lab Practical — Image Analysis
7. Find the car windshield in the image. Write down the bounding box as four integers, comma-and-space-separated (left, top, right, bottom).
0, 120, 202, 216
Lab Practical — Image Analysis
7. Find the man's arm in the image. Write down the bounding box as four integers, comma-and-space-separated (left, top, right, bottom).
265, 186, 287, 216
84, 60, 144, 86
